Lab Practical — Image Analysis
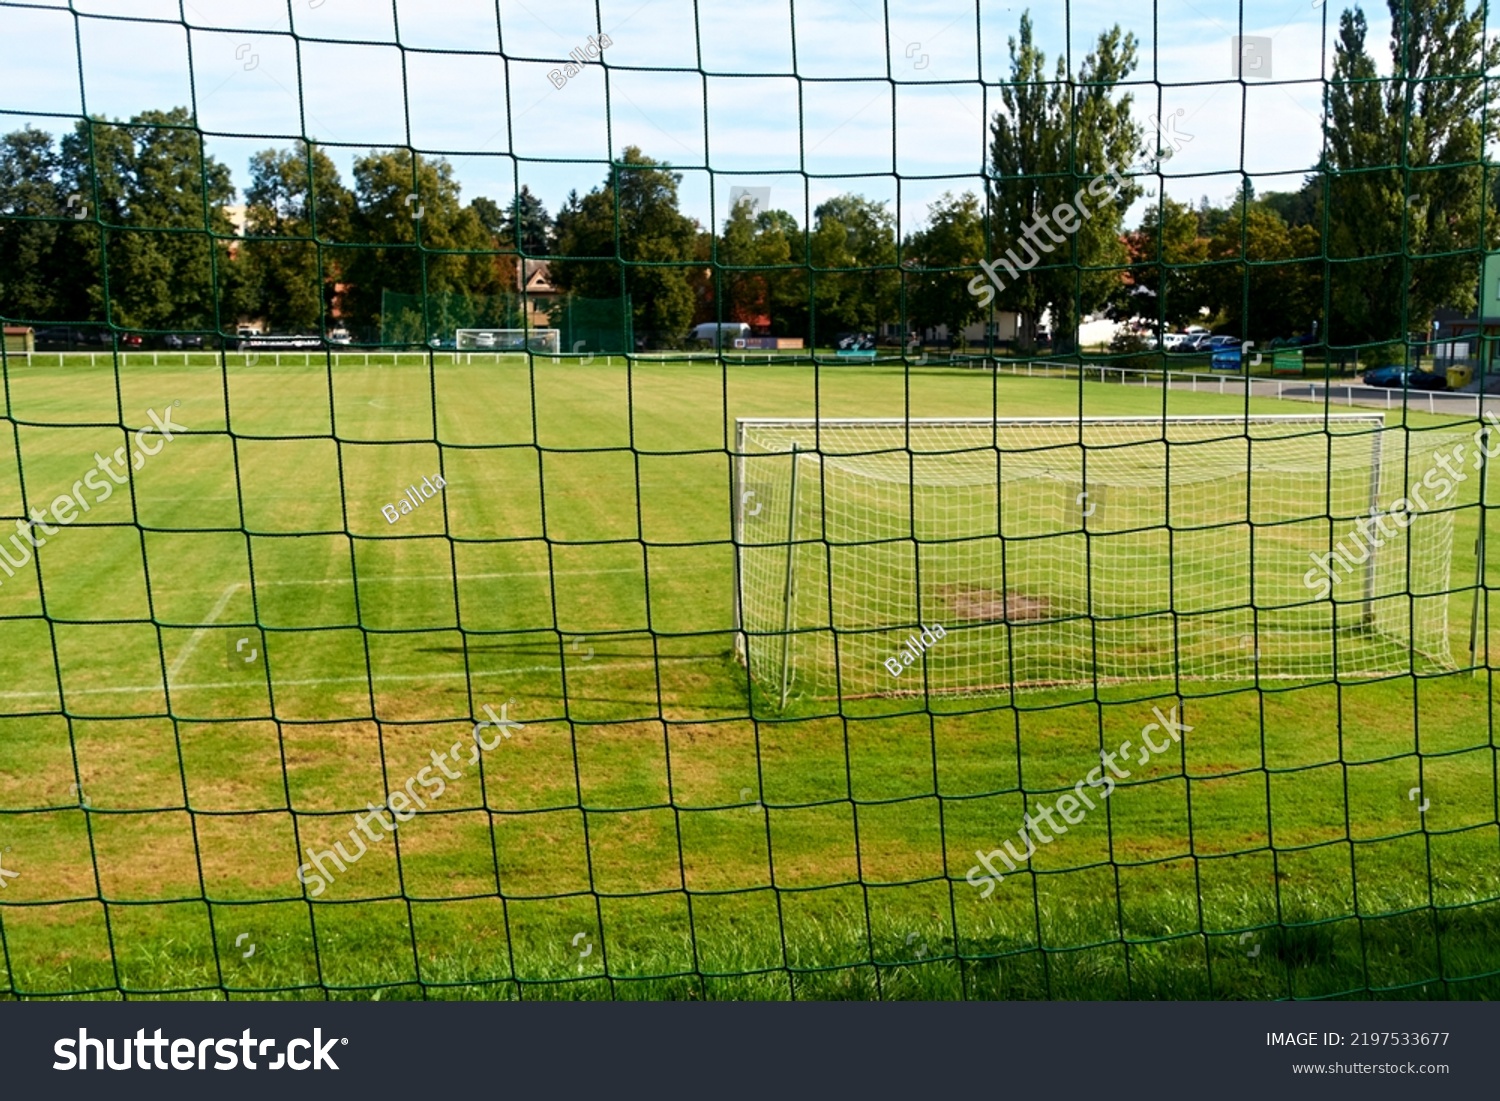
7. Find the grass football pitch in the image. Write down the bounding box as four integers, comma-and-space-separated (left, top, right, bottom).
1, 352, 1498, 1000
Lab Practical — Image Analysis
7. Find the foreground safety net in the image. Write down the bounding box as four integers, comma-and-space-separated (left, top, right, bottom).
1, 0, 1498, 1002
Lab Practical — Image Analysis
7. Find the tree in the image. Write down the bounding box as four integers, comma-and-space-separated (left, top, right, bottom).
341, 148, 506, 340
1117, 197, 1209, 330
0, 127, 62, 321
1259, 176, 1321, 229
712, 200, 809, 337
55, 108, 242, 332
755, 209, 807, 338
240, 141, 355, 333
470, 196, 505, 240
905, 191, 986, 343
548, 146, 699, 344
1324, 2, 1500, 349
1202, 201, 1321, 343
808, 193, 898, 338
717, 195, 762, 324
504, 185, 551, 256
986, 12, 1142, 350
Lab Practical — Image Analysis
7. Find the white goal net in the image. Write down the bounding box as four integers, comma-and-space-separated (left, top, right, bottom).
734, 415, 1464, 708
454, 328, 561, 353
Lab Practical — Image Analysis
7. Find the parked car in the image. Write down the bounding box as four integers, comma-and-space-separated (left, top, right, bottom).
1270, 332, 1317, 348
690, 322, 752, 347
163, 334, 205, 349
1363, 365, 1446, 391
1184, 333, 1214, 352
1184, 325, 1210, 336
1207, 335, 1240, 351
33, 327, 109, 350
1161, 333, 1190, 351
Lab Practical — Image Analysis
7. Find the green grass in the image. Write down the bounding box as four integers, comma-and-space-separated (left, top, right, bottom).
1, 352, 1498, 1000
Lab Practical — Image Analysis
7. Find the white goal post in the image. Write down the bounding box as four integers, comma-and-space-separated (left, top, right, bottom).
454, 328, 561, 353
733, 415, 1466, 708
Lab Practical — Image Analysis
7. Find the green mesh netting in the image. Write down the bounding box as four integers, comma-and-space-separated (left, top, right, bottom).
0, 0, 1498, 1002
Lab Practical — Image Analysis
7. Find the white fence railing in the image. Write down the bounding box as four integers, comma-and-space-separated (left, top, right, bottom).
3, 350, 799, 368
982, 359, 1493, 418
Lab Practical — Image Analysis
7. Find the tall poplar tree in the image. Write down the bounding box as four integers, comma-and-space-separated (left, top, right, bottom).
1324, 2, 1500, 351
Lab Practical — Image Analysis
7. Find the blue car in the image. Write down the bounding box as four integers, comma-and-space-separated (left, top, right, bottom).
1362, 366, 1446, 390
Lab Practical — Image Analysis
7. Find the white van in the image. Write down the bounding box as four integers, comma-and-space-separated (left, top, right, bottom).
689, 322, 751, 347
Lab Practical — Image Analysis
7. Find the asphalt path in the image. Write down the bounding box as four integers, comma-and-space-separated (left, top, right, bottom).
1089, 369, 1500, 418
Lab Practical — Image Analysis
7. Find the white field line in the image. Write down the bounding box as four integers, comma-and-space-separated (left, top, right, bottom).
0, 657, 702, 702
164, 582, 241, 682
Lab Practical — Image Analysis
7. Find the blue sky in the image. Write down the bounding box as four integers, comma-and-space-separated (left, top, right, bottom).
0, 0, 1399, 235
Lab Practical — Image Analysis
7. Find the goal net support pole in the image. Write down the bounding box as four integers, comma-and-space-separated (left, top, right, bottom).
778, 443, 802, 710
1364, 429, 1384, 629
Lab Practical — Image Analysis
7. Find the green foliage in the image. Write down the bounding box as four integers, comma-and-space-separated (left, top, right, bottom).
1203, 203, 1322, 343
714, 203, 808, 337
1106, 328, 1160, 369
240, 142, 356, 334
1323, 1, 1500, 346
2, 108, 246, 333
1119, 197, 1208, 330
548, 146, 698, 345
1259, 177, 1321, 229
0, 127, 62, 321
905, 191, 987, 342
473, 184, 551, 256
717, 197, 761, 325
340, 148, 505, 341
987, 11, 1142, 350
377, 290, 523, 346
808, 194, 899, 337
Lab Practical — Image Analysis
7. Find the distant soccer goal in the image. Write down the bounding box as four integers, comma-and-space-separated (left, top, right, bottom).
734, 415, 1465, 708
455, 328, 561, 353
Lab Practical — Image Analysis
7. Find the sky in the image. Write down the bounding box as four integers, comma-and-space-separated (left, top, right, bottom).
0, 0, 1403, 236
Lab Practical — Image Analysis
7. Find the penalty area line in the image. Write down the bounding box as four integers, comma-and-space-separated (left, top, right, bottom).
165, 582, 241, 682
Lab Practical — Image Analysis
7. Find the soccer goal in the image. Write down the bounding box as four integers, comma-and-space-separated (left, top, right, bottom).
455, 328, 561, 353
733, 415, 1466, 708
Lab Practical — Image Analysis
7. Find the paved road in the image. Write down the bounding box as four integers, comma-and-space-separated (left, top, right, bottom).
1122, 372, 1499, 418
